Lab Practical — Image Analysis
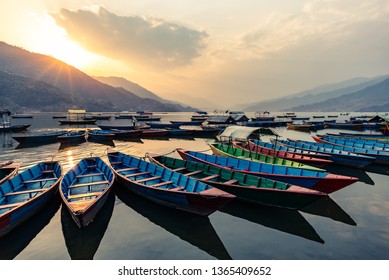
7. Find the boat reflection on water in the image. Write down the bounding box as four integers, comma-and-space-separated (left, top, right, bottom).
363, 163, 389, 176
300, 196, 356, 226
324, 164, 374, 185
219, 199, 325, 244
0, 193, 61, 260
114, 185, 232, 260
61, 191, 115, 260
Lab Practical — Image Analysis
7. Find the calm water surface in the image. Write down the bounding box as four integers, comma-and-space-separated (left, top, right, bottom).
1, 112, 389, 260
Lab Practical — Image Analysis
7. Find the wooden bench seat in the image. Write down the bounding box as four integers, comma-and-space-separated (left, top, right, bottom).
185, 170, 203, 176
4, 189, 45, 197
150, 181, 173, 188
223, 179, 238, 185
172, 167, 186, 172
109, 161, 122, 165
124, 171, 150, 178
86, 165, 97, 169
22, 178, 57, 184
135, 176, 161, 183
68, 192, 102, 200
0, 202, 22, 210
115, 167, 139, 172
201, 174, 220, 181
41, 170, 54, 174
68, 180, 109, 189
170, 187, 184, 191
76, 172, 104, 178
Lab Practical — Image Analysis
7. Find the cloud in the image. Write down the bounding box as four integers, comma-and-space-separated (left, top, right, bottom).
51, 7, 208, 69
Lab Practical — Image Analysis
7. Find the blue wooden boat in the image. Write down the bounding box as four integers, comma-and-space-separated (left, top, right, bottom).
166, 128, 195, 138
0, 161, 62, 237
272, 139, 376, 168
60, 157, 115, 228
146, 154, 327, 210
108, 151, 235, 216
176, 149, 358, 194
57, 130, 86, 144
12, 130, 68, 144
314, 135, 389, 150
0, 161, 21, 185
87, 130, 115, 142
295, 138, 389, 166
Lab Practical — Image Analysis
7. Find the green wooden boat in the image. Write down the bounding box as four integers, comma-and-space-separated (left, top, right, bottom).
146, 154, 326, 210
209, 142, 324, 172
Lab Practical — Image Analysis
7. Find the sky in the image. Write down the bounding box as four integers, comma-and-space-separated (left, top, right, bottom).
1, 0, 389, 109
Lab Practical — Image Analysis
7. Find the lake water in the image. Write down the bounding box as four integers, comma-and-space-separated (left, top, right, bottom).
1, 112, 388, 260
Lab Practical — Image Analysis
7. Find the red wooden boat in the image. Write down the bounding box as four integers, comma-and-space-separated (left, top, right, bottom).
243, 140, 333, 168
140, 129, 169, 139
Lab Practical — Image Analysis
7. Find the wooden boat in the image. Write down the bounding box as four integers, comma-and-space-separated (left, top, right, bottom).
0, 161, 62, 237
87, 130, 115, 142
0, 124, 30, 132
193, 128, 221, 138
244, 140, 333, 168
52, 115, 67, 119
0, 161, 21, 185
209, 142, 324, 171
146, 154, 327, 210
107, 151, 235, 216
98, 129, 143, 140
57, 130, 86, 144
296, 138, 389, 166
145, 122, 181, 129
313, 135, 389, 150
10, 114, 33, 119
312, 115, 325, 118
166, 128, 195, 138
170, 120, 204, 126
325, 122, 364, 130
176, 149, 359, 194
97, 124, 136, 130
287, 123, 315, 132
12, 130, 67, 144
59, 119, 97, 125
140, 129, 169, 139
275, 139, 377, 168
60, 157, 115, 228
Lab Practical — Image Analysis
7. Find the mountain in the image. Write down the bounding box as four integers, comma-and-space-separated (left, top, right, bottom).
0, 41, 196, 112
92, 76, 164, 102
287, 78, 389, 112
239, 75, 389, 112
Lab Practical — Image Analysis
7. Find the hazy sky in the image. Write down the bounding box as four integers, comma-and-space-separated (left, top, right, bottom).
2, 0, 389, 108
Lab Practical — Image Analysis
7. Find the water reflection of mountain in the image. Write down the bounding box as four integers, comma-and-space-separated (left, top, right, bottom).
219, 200, 325, 244
300, 196, 356, 226
0, 193, 61, 260
61, 191, 115, 260
115, 186, 232, 260
324, 164, 374, 185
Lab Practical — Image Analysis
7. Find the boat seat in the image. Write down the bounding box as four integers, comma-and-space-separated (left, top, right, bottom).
185, 170, 203, 176
22, 178, 57, 184
69, 180, 109, 188
124, 172, 150, 177
0, 202, 22, 210
201, 174, 220, 181
76, 173, 104, 178
150, 181, 173, 188
41, 170, 54, 174
170, 187, 185, 191
224, 179, 238, 184
172, 167, 186, 172
68, 192, 102, 200
115, 167, 139, 172
4, 189, 45, 197
135, 176, 161, 183
86, 165, 97, 169
109, 161, 122, 165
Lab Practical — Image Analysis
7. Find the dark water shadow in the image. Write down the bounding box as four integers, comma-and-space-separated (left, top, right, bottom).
61, 191, 115, 260
323, 164, 374, 185
219, 199, 325, 244
0, 192, 61, 260
114, 184, 232, 260
300, 196, 357, 226
15, 142, 60, 150
363, 163, 389, 176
